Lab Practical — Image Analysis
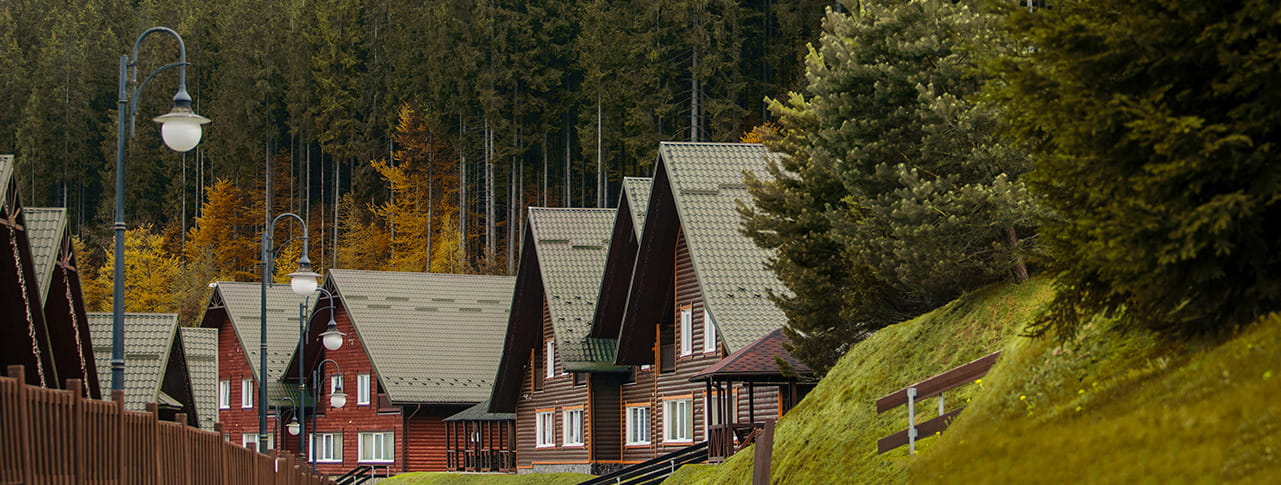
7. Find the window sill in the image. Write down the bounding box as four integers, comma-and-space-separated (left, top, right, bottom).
624, 443, 651, 448
662, 439, 694, 446
358, 459, 394, 464
562, 443, 585, 448
535, 444, 555, 449
315, 459, 343, 464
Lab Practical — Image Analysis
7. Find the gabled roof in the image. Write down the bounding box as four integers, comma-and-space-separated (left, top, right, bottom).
690, 328, 813, 381
444, 399, 514, 422
180, 327, 218, 431
200, 281, 307, 402
529, 207, 616, 365
23, 207, 67, 300
590, 177, 652, 342
320, 269, 516, 404
617, 143, 788, 362
621, 177, 652, 235
0, 154, 59, 388
87, 313, 179, 411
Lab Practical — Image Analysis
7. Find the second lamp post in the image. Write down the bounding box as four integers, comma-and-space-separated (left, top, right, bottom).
260, 213, 320, 453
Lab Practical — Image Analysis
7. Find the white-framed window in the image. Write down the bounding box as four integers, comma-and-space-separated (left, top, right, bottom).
358, 432, 394, 463
680, 308, 693, 356
563, 408, 584, 446
241, 379, 253, 409
703, 309, 717, 353
218, 380, 230, 409
331, 374, 344, 394
309, 433, 343, 462
663, 398, 693, 443
357, 374, 371, 405
545, 340, 555, 379
536, 410, 555, 448
626, 405, 650, 445
242, 433, 274, 450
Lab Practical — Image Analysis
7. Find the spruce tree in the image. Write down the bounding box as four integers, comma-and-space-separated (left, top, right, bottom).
987, 0, 1281, 337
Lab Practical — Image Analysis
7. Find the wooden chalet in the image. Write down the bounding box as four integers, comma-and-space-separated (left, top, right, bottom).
287, 270, 515, 474
489, 207, 622, 474
26, 206, 101, 399
690, 328, 815, 461
0, 155, 60, 389
86, 312, 199, 425
199, 282, 310, 452
600, 143, 794, 463
443, 399, 515, 472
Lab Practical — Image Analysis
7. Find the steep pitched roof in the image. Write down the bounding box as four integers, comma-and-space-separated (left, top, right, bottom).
323, 269, 516, 404
618, 143, 787, 362
529, 207, 616, 365
23, 207, 67, 300
180, 327, 218, 430
87, 313, 179, 411
0, 154, 59, 388
201, 282, 307, 403
621, 177, 652, 235
590, 177, 652, 343
690, 328, 813, 381
0, 154, 13, 207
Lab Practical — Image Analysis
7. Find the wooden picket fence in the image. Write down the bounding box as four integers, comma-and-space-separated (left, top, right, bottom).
1, 365, 333, 485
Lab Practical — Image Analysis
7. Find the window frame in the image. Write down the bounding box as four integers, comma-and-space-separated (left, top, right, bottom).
309, 432, 343, 463
663, 398, 694, 444
563, 407, 584, 447
357, 374, 371, 405
703, 309, 717, 354
535, 410, 556, 448
545, 340, 555, 379
625, 405, 651, 446
357, 431, 394, 463
241, 378, 253, 409
680, 307, 693, 356
218, 379, 230, 409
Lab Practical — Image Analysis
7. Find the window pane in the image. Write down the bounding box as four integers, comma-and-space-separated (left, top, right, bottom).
680, 309, 693, 356
358, 374, 371, 405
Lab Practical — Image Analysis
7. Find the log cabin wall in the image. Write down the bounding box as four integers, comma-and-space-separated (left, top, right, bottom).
515, 299, 592, 473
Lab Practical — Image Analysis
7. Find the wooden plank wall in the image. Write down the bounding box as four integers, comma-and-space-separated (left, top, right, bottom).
0, 367, 332, 485
404, 407, 455, 471
515, 297, 592, 470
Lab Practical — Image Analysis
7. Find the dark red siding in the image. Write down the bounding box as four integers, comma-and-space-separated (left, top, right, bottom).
307, 306, 406, 475
215, 314, 281, 451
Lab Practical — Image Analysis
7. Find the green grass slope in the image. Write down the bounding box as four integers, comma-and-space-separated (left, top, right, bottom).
669, 279, 1056, 484
667, 278, 1281, 483
381, 472, 593, 485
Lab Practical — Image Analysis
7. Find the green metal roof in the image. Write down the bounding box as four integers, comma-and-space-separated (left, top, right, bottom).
179, 327, 218, 431
528, 208, 618, 366
657, 142, 789, 354
206, 282, 308, 402
326, 269, 516, 404
443, 399, 514, 422
22, 207, 67, 300
87, 312, 179, 411
621, 177, 652, 235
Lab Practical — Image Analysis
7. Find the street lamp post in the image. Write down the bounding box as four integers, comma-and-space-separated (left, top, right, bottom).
311, 358, 345, 471
112, 27, 212, 392
260, 213, 321, 453
298, 286, 343, 465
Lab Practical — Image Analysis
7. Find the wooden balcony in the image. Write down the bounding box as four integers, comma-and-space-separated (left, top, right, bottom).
707, 422, 764, 463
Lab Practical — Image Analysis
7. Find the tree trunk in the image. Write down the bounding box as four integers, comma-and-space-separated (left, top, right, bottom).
597, 96, 604, 207
485, 117, 495, 260
690, 46, 700, 142
1007, 226, 1030, 283
459, 114, 467, 266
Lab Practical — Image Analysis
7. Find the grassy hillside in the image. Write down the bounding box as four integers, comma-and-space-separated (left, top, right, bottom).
667, 278, 1281, 483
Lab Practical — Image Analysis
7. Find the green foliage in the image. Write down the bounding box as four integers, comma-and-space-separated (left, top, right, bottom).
743, 0, 1036, 374
985, 0, 1281, 337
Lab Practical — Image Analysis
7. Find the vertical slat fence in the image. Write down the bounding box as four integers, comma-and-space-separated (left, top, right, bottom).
0, 366, 334, 485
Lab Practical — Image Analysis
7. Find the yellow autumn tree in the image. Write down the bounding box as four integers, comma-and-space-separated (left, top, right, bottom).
373, 104, 463, 273
335, 193, 391, 271
186, 179, 260, 282
98, 224, 181, 313
74, 236, 110, 312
